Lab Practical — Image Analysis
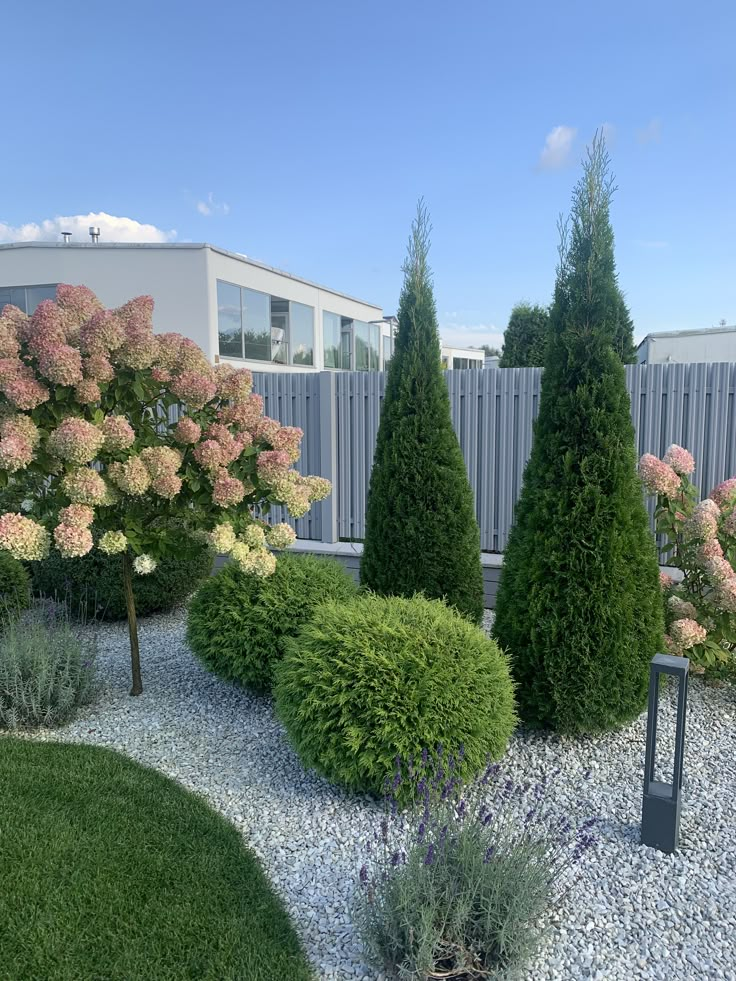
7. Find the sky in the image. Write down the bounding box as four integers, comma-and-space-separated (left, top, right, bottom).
1, 0, 734, 350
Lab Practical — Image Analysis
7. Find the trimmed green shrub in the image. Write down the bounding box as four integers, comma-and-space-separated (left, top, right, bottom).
0, 607, 96, 728
187, 552, 359, 693
499, 302, 551, 368
0, 550, 30, 622
493, 135, 663, 734
360, 203, 484, 624
274, 593, 517, 798
30, 542, 212, 621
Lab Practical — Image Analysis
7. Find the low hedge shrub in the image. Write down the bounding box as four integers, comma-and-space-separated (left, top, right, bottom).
274, 593, 517, 798
30, 543, 212, 621
187, 552, 359, 693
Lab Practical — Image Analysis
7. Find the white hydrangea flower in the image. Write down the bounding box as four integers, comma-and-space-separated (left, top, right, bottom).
133, 553, 157, 575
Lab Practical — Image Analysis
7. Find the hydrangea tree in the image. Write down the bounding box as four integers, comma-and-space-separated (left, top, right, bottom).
640, 445, 736, 672
0, 286, 330, 694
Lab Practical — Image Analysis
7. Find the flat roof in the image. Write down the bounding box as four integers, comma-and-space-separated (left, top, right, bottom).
0, 241, 385, 314
637, 325, 736, 349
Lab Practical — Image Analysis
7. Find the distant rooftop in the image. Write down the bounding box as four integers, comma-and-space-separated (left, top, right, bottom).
0, 241, 383, 313
637, 324, 736, 349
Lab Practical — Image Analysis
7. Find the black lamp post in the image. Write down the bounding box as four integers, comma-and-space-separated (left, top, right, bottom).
641, 653, 689, 854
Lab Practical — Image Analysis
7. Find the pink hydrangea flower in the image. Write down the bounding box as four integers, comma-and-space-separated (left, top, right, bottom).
115, 296, 158, 369
722, 510, 736, 538
683, 499, 720, 543
711, 478, 736, 509
303, 475, 332, 501
27, 300, 67, 353
669, 618, 707, 652
216, 365, 253, 404
83, 353, 115, 383
696, 539, 724, 565
266, 522, 297, 549
59, 504, 94, 528
667, 595, 698, 620
74, 378, 101, 404
101, 415, 135, 452
48, 418, 105, 465
218, 393, 264, 430
151, 367, 172, 383
663, 445, 695, 476
37, 343, 85, 386
256, 450, 291, 485
253, 417, 281, 444
237, 548, 277, 577
54, 522, 94, 558
0, 513, 50, 561
212, 470, 246, 507
80, 309, 125, 355
639, 454, 680, 498
0, 413, 40, 448
151, 472, 182, 499
107, 457, 151, 496
0, 433, 33, 472
140, 446, 182, 478
174, 417, 202, 444
659, 571, 675, 590
170, 370, 217, 409
194, 439, 225, 472
715, 579, 736, 613
55, 284, 103, 333
272, 426, 303, 463
0, 360, 49, 410
61, 468, 109, 505
0, 319, 20, 358
703, 556, 736, 586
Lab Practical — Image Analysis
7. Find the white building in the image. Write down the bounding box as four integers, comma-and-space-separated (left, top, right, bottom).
0, 241, 396, 373
440, 345, 485, 370
637, 326, 736, 364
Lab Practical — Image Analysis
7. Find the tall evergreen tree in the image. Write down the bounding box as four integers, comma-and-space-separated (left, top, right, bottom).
613, 290, 638, 364
499, 303, 551, 367
361, 203, 484, 623
492, 136, 662, 734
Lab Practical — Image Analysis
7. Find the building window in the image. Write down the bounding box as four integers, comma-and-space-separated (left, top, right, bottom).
322, 312, 354, 370
452, 356, 481, 370
0, 283, 58, 315
217, 280, 314, 366
382, 331, 394, 367
355, 321, 379, 371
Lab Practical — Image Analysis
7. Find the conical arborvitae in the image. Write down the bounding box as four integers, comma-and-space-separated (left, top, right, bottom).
361, 203, 484, 623
493, 136, 663, 733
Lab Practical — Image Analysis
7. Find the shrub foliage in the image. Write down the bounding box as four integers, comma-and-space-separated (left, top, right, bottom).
499, 302, 550, 368
360, 203, 484, 624
0, 607, 95, 728
0, 549, 30, 619
187, 553, 358, 692
493, 135, 663, 734
31, 539, 212, 621
275, 593, 517, 797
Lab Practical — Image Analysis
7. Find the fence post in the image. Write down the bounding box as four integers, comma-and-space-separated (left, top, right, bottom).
319, 371, 338, 543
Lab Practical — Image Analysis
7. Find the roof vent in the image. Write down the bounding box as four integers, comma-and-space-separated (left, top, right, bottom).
61, 231, 72, 244
89, 226, 100, 243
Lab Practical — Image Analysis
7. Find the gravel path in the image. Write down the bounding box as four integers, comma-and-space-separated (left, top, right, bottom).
14, 608, 736, 981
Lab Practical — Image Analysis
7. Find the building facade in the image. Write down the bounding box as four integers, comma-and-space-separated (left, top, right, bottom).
440, 345, 485, 369
0, 241, 396, 373
637, 326, 736, 364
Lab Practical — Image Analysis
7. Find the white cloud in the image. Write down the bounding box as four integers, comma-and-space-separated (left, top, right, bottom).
538, 125, 577, 170
637, 118, 662, 144
601, 122, 616, 147
439, 322, 505, 350
0, 211, 176, 244
196, 192, 230, 217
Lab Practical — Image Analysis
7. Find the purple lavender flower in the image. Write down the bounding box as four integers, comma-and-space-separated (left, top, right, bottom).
417, 822, 426, 842
484, 845, 495, 863
416, 778, 427, 798
424, 844, 435, 866
583, 768, 592, 780
458, 743, 465, 761
391, 771, 401, 791
525, 808, 536, 825
380, 818, 388, 843
391, 851, 401, 867
437, 742, 444, 757
360, 864, 368, 883
448, 753, 455, 772
457, 799, 467, 819
421, 747, 428, 766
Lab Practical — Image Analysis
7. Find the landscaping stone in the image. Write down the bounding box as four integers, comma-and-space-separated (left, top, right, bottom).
23, 608, 736, 981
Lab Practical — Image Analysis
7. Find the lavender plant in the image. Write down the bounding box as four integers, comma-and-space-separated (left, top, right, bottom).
356, 750, 598, 980
0, 602, 96, 728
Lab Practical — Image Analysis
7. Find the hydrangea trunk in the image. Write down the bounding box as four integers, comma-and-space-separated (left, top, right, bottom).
122, 552, 142, 696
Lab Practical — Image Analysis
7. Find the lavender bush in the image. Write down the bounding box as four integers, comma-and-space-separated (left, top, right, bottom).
0, 602, 96, 728
355, 749, 597, 980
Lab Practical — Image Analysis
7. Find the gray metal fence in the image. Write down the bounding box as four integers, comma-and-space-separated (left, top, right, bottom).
253, 363, 736, 552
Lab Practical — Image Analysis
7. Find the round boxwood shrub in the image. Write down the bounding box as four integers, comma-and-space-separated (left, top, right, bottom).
0, 550, 30, 623
187, 552, 359, 693
274, 594, 517, 798
30, 544, 212, 621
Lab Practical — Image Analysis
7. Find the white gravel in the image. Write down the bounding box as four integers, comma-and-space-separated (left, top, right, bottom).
13, 607, 736, 981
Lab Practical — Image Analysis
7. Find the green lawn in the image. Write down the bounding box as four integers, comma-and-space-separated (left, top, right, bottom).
0, 738, 314, 981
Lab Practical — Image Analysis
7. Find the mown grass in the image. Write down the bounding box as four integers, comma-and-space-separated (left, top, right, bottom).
0, 738, 314, 981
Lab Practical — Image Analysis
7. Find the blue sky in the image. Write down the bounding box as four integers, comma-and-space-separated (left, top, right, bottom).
2, 0, 734, 349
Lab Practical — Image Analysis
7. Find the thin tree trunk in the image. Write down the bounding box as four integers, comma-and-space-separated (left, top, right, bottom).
123, 552, 143, 696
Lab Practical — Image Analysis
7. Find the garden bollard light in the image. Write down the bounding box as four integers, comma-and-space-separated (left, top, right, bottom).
641, 653, 689, 854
